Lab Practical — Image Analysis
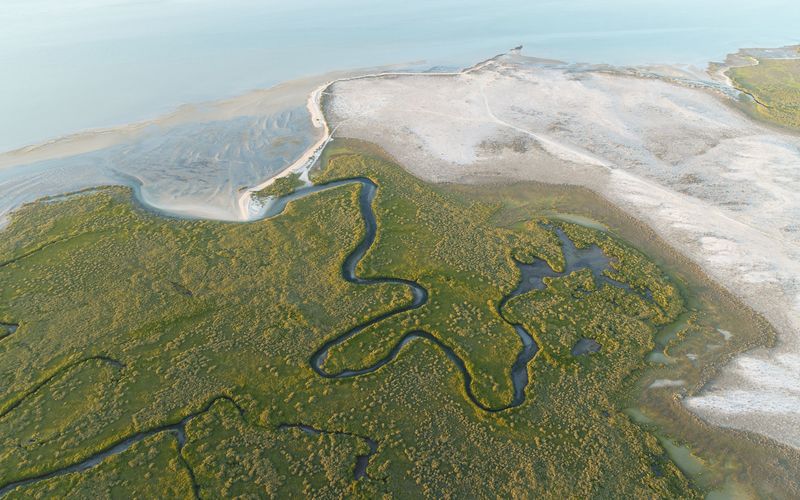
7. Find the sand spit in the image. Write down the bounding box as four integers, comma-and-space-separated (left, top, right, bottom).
325, 53, 800, 449
237, 57, 502, 218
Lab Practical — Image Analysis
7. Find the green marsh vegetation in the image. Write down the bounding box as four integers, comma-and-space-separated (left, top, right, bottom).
446, 157, 800, 497
0, 140, 795, 497
727, 51, 800, 130
254, 172, 305, 199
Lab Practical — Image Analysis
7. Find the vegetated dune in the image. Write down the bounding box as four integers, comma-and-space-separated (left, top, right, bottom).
325, 52, 800, 449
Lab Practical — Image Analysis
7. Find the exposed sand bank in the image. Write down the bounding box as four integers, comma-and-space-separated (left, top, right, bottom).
325, 52, 800, 448
0, 62, 480, 227
237, 57, 502, 219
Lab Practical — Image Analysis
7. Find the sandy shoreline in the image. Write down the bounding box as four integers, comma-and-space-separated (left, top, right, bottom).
0, 68, 376, 227
0, 71, 334, 170
5, 47, 783, 226
1, 60, 492, 226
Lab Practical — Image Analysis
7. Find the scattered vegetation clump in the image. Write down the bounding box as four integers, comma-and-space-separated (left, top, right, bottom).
1, 141, 787, 497
254, 172, 305, 199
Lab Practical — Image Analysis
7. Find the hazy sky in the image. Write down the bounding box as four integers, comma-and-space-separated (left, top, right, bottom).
2, 0, 799, 151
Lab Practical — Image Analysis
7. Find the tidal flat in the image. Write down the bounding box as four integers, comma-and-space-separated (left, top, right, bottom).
0, 69, 359, 227
326, 52, 800, 450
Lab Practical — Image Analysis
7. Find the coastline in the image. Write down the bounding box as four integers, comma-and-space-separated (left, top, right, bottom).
2, 50, 799, 453
1, 46, 793, 227
0, 72, 329, 170
235, 55, 503, 220
3, 41, 800, 489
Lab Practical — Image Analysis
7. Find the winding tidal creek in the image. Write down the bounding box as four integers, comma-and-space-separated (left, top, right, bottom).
0, 178, 632, 496
266, 179, 628, 411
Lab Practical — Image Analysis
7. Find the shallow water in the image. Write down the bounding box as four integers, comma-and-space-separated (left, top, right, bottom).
2, 3, 798, 226
510, 227, 631, 295
571, 338, 602, 356
0, 323, 18, 340
657, 435, 706, 478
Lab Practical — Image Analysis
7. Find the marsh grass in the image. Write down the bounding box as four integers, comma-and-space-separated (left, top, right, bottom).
0, 141, 791, 497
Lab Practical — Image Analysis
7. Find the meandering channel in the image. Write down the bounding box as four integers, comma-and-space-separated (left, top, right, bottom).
0, 396, 243, 498
264, 177, 533, 411
261, 177, 630, 411
0, 175, 633, 495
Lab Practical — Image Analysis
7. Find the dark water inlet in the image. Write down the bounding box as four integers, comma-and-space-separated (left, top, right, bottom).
502, 226, 638, 361
571, 338, 602, 356
0, 323, 18, 341
277, 424, 378, 480
512, 226, 633, 295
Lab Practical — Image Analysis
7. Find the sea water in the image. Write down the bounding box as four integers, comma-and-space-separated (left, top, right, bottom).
2, 0, 799, 152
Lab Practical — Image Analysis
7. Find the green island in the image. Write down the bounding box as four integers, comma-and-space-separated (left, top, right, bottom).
727, 49, 800, 130
0, 141, 798, 498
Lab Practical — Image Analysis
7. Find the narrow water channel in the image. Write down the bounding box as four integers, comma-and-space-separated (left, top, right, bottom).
266, 178, 632, 411
0, 176, 636, 495
0, 394, 377, 497
277, 424, 378, 480
0, 395, 243, 497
